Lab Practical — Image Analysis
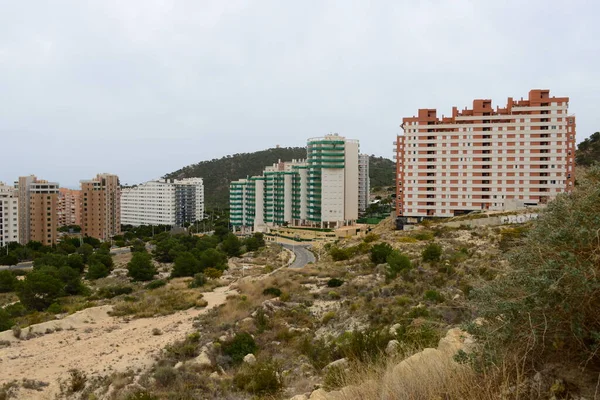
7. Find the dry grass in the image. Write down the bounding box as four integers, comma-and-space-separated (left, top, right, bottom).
110, 279, 208, 318
0, 292, 18, 308
321, 350, 534, 400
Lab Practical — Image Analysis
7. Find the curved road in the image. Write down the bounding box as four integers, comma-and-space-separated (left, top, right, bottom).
281, 243, 316, 268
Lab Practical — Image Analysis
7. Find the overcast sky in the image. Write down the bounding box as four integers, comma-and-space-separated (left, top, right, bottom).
1, 1, 598, 188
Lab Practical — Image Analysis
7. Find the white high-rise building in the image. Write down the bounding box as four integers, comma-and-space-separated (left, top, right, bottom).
358, 154, 370, 213
121, 178, 204, 227
230, 134, 360, 232
0, 183, 19, 248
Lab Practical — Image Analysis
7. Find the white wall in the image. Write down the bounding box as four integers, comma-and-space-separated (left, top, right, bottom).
321, 168, 345, 222
344, 141, 359, 220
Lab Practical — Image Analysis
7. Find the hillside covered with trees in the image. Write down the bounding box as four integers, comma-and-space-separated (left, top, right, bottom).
576, 131, 600, 166
165, 148, 395, 209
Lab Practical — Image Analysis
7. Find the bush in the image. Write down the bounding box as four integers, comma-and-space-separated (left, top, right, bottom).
329, 247, 351, 261
222, 332, 257, 364
421, 242, 442, 263
17, 269, 64, 311
65, 369, 86, 393
0, 271, 17, 293
0, 309, 14, 331
327, 278, 344, 288
233, 359, 282, 395
145, 280, 166, 290
262, 287, 282, 297
424, 289, 445, 303
472, 166, 600, 366
386, 250, 412, 278
97, 285, 133, 299
153, 366, 177, 387
370, 243, 393, 264
412, 231, 434, 241
127, 252, 157, 281
363, 233, 380, 243
337, 328, 393, 363
171, 252, 201, 278
188, 273, 206, 288
86, 262, 110, 280
204, 267, 222, 279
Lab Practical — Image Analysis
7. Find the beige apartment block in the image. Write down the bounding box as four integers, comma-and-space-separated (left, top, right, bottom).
395, 89, 575, 218
80, 173, 121, 241
58, 188, 81, 227
17, 175, 60, 246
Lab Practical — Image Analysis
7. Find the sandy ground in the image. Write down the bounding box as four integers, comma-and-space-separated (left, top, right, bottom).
0, 285, 235, 399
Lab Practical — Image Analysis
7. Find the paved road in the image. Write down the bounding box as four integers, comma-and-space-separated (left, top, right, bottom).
281, 243, 316, 268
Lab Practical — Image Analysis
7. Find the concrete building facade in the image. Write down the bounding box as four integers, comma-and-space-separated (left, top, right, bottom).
58, 188, 81, 227
80, 173, 121, 241
0, 183, 19, 248
121, 178, 204, 227
230, 134, 360, 233
358, 154, 370, 213
395, 89, 576, 218
17, 176, 60, 246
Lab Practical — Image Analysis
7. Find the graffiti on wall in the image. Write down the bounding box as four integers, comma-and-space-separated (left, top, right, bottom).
500, 213, 539, 224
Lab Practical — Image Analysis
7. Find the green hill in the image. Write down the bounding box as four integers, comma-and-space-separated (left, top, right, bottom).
165, 148, 395, 209
576, 131, 600, 166
369, 155, 395, 189
164, 147, 307, 208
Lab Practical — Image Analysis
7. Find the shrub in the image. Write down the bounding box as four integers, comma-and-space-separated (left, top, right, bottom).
412, 231, 434, 241
171, 252, 201, 278
153, 366, 177, 387
328, 291, 340, 299
421, 242, 442, 263
65, 369, 86, 393
17, 269, 64, 311
97, 285, 133, 299
222, 332, 257, 364
370, 243, 393, 264
86, 262, 110, 280
322, 311, 336, 324
395, 322, 441, 349
204, 267, 222, 279
188, 273, 206, 288
472, 166, 600, 366
424, 289, 445, 303
0, 309, 14, 331
363, 233, 380, 243
327, 278, 344, 287
329, 247, 351, 261
337, 328, 393, 363
386, 250, 412, 278
0, 271, 18, 293
127, 252, 157, 281
233, 359, 282, 395
262, 287, 282, 297
145, 280, 166, 290
11, 325, 21, 339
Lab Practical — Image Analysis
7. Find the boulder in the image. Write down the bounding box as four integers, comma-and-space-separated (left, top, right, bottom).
243, 353, 256, 365
174, 361, 184, 369
389, 323, 401, 335
192, 346, 212, 367
386, 339, 400, 355
309, 389, 329, 399
290, 395, 308, 400
322, 358, 348, 372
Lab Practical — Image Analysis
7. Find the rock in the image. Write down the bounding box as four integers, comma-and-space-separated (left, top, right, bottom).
174, 361, 184, 369
192, 346, 212, 367
209, 371, 219, 379
386, 339, 400, 355
389, 323, 401, 335
290, 394, 308, 400
243, 353, 256, 365
309, 389, 329, 399
218, 335, 228, 342
437, 328, 473, 356
322, 358, 348, 372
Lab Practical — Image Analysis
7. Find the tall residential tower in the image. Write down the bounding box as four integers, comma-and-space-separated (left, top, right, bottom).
17, 176, 60, 246
80, 173, 121, 241
395, 89, 575, 218
0, 183, 19, 248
